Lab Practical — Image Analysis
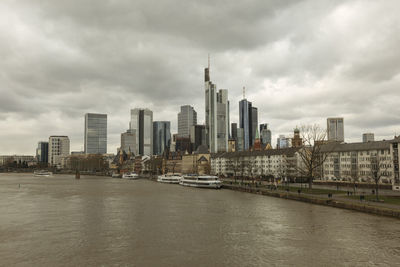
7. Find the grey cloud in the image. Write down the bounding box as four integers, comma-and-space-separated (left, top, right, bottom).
1, 0, 400, 154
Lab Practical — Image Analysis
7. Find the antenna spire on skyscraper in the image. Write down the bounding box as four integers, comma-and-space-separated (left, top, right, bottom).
243, 86, 246, 99
208, 53, 210, 70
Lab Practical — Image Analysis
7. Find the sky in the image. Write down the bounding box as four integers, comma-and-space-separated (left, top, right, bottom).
1, 0, 400, 155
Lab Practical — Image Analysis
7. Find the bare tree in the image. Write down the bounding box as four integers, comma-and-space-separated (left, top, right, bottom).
350, 152, 359, 194
370, 154, 389, 201
296, 124, 330, 189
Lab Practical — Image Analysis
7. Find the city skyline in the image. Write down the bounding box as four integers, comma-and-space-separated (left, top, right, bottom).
1, 0, 400, 154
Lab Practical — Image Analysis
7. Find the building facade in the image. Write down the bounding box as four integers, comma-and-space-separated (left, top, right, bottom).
121, 129, 136, 154
84, 113, 107, 154
319, 140, 399, 188
204, 62, 229, 153
239, 98, 252, 151
130, 108, 153, 156
153, 121, 171, 155
190, 125, 206, 152
251, 107, 258, 146
236, 128, 244, 152
178, 105, 197, 137
327, 117, 344, 142
277, 135, 290, 149
36, 141, 49, 163
48, 136, 70, 168
259, 123, 271, 146
363, 133, 375, 143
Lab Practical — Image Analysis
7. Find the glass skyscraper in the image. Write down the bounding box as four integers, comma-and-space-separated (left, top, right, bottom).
153, 121, 171, 155
130, 108, 153, 156
84, 113, 107, 154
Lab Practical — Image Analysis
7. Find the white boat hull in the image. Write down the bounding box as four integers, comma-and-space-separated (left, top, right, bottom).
180, 175, 221, 189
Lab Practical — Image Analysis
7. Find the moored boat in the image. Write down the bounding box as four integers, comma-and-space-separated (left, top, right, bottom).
179, 175, 221, 189
34, 170, 53, 177
122, 172, 139, 180
157, 174, 182, 184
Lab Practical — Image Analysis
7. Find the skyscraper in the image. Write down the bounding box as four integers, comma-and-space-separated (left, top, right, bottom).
259, 123, 272, 146
327, 117, 344, 142
239, 96, 252, 150
251, 107, 258, 146
216, 89, 229, 152
190, 125, 206, 152
130, 108, 153, 155
231, 123, 237, 141
48, 136, 70, 168
204, 58, 229, 153
84, 113, 107, 154
121, 129, 136, 154
153, 121, 171, 155
277, 135, 290, 149
178, 105, 197, 137
36, 141, 48, 163
236, 128, 244, 151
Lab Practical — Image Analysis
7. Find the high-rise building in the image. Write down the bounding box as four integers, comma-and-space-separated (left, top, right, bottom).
130, 108, 153, 155
36, 141, 48, 163
153, 121, 171, 155
84, 113, 107, 154
216, 89, 229, 152
251, 107, 258, 146
204, 59, 229, 153
231, 123, 237, 141
277, 135, 290, 149
236, 128, 244, 151
190, 125, 206, 152
178, 105, 197, 137
363, 133, 374, 143
327, 117, 344, 142
259, 124, 272, 146
121, 129, 136, 154
239, 97, 252, 150
48, 136, 70, 168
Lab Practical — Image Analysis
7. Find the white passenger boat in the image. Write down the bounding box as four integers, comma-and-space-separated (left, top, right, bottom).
157, 174, 182, 184
180, 175, 221, 189
122, 172, 139, 179
34, 170, 53, 177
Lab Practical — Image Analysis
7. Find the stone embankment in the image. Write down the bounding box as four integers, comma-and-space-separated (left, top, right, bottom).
223, 184, 400, 219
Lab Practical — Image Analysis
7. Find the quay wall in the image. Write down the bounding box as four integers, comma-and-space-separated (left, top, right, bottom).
222, 184, 400, 220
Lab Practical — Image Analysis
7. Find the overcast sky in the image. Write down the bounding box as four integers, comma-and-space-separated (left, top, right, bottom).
1, 0, 400, 155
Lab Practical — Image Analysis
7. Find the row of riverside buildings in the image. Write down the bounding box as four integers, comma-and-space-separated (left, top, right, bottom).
210, 136, 400, 190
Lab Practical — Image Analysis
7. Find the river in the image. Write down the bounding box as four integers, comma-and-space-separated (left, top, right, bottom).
0, 173, 399, 266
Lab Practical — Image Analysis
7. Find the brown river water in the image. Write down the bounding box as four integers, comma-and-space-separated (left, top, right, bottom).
0, 173, 399, 266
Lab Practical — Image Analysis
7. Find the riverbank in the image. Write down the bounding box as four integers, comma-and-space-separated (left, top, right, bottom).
222, 183, 400, 219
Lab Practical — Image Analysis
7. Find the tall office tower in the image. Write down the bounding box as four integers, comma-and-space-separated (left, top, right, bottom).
204, 58, 229, 153
236, 128, 245, 151
36, 141, 49, 163
231, 123, 237, 141
277, 135, 290, 149
327, 117, 344, 142
153, 121, 171, 155
216, 89, 229, 152
178, 105, 197, 137
130, 108, 153, 155
239, 95, 252, 151
84, 113, 107, 154
363, 133, 374, 143
190, 125, 206, 152
48, 136, 70, 167
121, 129, 136, 154
259, 123, 272, 145
251, 107, 258, 146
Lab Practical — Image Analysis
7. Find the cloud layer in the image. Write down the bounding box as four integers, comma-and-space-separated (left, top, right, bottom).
1, 0, 400, 154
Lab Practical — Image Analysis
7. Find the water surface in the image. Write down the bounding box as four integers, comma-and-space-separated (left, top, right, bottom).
0, 173, 399, 266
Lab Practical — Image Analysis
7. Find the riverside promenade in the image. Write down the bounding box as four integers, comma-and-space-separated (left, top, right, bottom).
222, 180, 400, 219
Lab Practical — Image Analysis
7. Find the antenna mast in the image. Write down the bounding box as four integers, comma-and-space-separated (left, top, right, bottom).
243, 86, 246, 99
